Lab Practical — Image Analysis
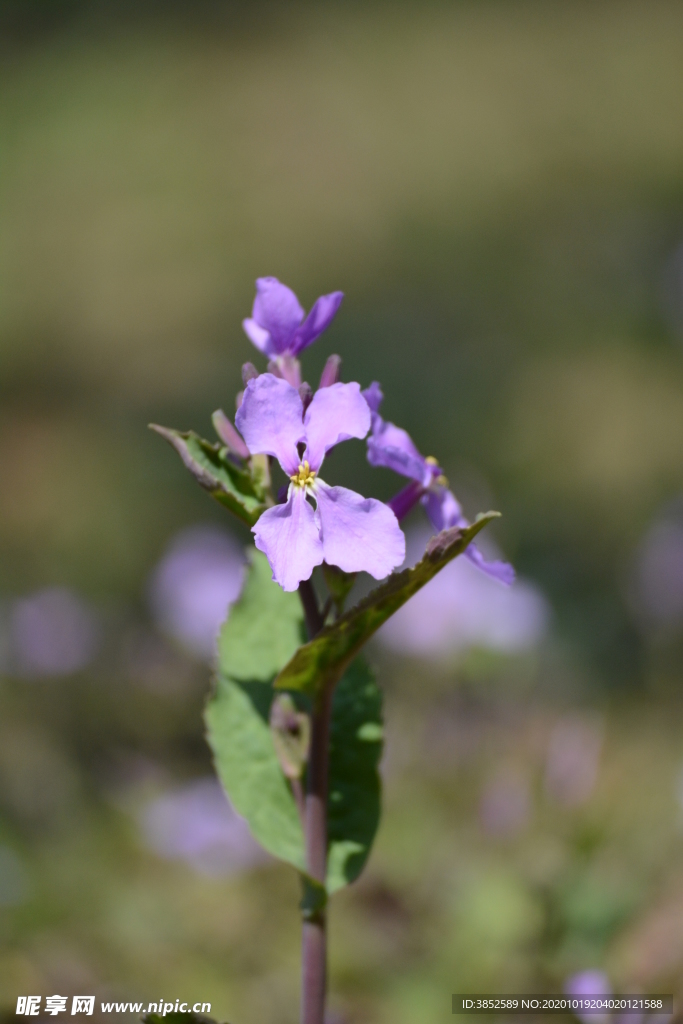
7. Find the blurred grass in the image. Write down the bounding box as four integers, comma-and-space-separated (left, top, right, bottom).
2, 2, 683, 1021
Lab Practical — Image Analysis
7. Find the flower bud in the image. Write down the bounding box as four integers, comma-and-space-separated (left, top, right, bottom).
211, 409, 250, 460
298, 382, 313, 413
319, 354, 342, 389
242, 362, 259, 385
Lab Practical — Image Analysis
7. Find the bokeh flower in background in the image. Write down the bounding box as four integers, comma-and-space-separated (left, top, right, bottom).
479, 769, 532, 838
564, 970, 612, 1024
545, 716, 602, 808
379, 529, 549, 659
139, 778, 268, 877
631, 499, 683, 630
9, 588, 100, 678
148, 525, 246, 662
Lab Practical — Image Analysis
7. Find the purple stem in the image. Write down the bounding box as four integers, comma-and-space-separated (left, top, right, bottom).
298, 579, 324, 637
297, 579, 328, 1024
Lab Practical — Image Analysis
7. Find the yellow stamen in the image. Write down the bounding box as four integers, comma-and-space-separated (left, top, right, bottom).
424, 455, 448, 487
289, 460, 317, 489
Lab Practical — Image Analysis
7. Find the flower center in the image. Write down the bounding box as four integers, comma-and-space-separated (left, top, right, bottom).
290, 460, 317, 490
425, 455, 448, 488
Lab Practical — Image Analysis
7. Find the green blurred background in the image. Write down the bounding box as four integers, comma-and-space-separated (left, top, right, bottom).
2, 2, 683, 1021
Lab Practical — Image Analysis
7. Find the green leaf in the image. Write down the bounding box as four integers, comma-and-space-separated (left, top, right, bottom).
205, 672, 306, 869
206, 551, 383, 892
149, 423, 268, 526
275, 514, 500, 696
205, 550, 306, 870
217, 548, 306, 681
326, 656, 383, 892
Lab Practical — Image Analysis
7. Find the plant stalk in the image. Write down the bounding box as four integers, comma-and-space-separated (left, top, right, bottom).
298, 578, 324, 637
298, 579, 330, 1024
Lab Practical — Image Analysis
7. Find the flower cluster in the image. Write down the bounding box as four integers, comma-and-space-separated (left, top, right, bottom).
234, 276, 513, 592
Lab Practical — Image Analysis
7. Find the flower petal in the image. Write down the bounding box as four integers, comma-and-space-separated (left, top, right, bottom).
464, 543, 516, 586
253, 488, 323, 592
319, 354, 342, 389
211, 409, 250, 459
303, 381, 371, 471
422, 487, 464, 532
423, 488, 515, 585
242, 317, 274, 355
252, 277, 305, 354
235, 373, 304, 475
367, 419, 431, 484
291, 291, 344, 354
362, 381, 384, 415
315, 482, 405, 579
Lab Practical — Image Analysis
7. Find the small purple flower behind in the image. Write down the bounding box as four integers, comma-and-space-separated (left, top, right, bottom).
236, 374, 405, 591
242, 277, 343, 359
564, 971, 612, 1024
379, 528, 548, 658
139, 778, 267, 877
10, 588, 100, 677
148, 526, 246, 662
363, 382, 515, 585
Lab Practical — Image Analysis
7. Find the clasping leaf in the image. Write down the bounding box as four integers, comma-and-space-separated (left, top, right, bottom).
149, 424, 269, 526
275, 513, 500, 697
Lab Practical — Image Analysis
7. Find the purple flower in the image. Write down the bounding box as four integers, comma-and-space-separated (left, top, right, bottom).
363, 382, 514, 585
139, 778, 268, 877
242, 277, 343, 359
479, 769, 531, 838
148, 526, 246, 662
564, 971, 611, 1024
10, 588, 100, 677
236, 374, 405, 591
